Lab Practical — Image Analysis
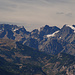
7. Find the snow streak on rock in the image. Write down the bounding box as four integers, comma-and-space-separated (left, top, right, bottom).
66, 25, 75, 33
47, 31, 59, 37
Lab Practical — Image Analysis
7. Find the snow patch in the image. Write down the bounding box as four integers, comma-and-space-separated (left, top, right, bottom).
47, 31, 59, 37
59, 37, 61, 39
66, 25, 75, 33
13, 29, 19, 31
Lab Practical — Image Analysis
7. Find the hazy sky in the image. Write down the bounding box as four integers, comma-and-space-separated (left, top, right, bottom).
0, 0, 75, 31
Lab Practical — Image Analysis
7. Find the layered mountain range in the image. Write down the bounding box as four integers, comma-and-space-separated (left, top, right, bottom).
0, 24, 75, 56
0, 38, 75, 75
0, 24, 75, 75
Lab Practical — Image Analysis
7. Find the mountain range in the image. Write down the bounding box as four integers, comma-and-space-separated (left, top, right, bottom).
0, 24, 75, 75
0, 24, 75, 56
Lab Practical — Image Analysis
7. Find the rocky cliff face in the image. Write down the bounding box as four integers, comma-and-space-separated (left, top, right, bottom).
0, 24, 30, 40
0, 23, 74, 75
56, 25, 75, 43
0, 24, 75, 56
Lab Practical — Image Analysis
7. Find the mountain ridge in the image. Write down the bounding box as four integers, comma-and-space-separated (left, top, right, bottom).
0, 24, 74, 75
0, 24, 75, 56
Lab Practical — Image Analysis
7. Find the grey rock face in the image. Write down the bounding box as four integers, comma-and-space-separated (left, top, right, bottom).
0, 24, 75, 56
56, 25, 75, 43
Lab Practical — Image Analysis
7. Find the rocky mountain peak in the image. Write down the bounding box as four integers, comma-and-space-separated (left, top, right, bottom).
43, 25, 50, 29
0, 24, 75, 56
0, 24, 18, 31
40, 25, 52, 31
39, 25, 60, 36
61, 25, 74, 34
55, 24, 75, 44
14, 26, 27, 34
72, 25, 75, 27
0, 24, 30, 40
31, 29, 39, 34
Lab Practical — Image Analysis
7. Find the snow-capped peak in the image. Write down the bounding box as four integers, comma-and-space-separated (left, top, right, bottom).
66, 25, 75, 33
47, 31, 59, 37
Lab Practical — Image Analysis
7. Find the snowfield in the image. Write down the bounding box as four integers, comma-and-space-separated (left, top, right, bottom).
47, 31, 59, 37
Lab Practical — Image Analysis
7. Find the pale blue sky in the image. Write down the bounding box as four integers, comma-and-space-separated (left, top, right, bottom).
0, 0, 75, 31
